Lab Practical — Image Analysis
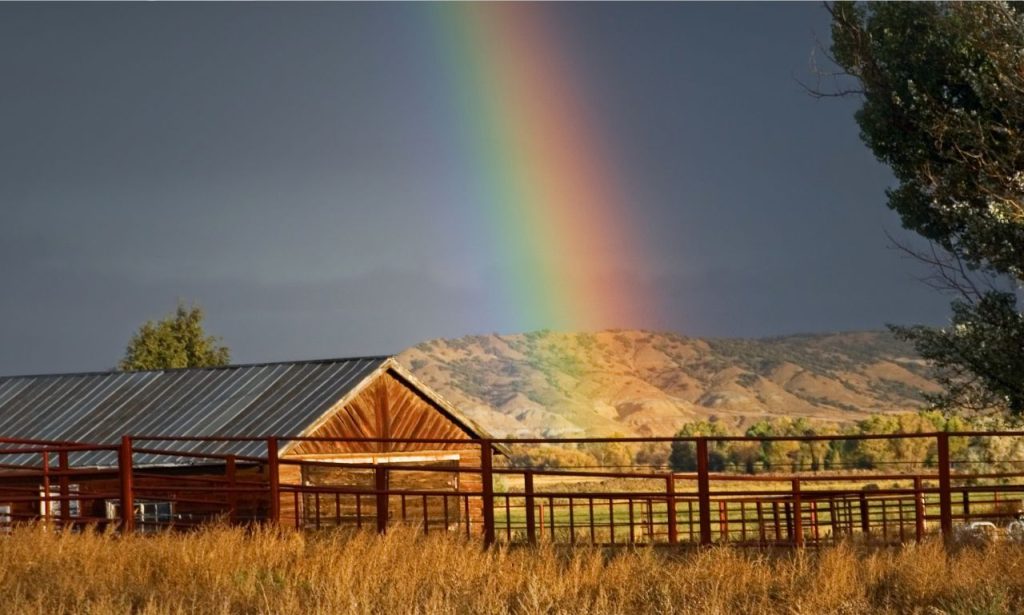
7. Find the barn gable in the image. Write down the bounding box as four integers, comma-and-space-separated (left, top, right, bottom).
285, 364, 480, 457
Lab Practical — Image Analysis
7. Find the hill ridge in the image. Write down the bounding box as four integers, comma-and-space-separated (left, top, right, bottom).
398, 329, 938, 437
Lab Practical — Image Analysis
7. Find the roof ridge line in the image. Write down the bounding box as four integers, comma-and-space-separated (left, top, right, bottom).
0, 355, 394, 381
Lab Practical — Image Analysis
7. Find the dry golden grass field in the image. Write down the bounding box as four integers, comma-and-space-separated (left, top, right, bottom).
1, 524, 1023, 614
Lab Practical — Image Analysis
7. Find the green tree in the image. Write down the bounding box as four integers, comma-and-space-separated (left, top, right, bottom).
849, 414, 933, 470
896, 295, 1024, 413
744, 419, 803, 472
669, 420, 730, 472
829, 2, 1024, 414
725, 440, 761, 474
634, 441, 671, 469
119, 302, 231, 371
582, 434, 634, 469
508, 445, 597, 470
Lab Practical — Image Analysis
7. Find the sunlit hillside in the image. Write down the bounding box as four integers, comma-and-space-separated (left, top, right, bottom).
399, 330, 940, 437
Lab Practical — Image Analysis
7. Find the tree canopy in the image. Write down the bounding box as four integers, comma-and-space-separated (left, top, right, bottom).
829, 1, 1024, 413
668, 420, 730, 472
119, 302, 231, 371
667, 413, 1015, 475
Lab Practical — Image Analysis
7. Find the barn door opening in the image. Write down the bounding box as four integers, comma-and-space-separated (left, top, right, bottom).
298, 455, 461, 531
386, 459, 460, 530
300, 464, 373, 528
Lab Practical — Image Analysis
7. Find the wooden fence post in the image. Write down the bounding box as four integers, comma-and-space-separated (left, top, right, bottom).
375, 465, 388, 534
524, 471, 536, 544
119, 435, 134, 533
937, 432, 953, 541
696, 438, 712, 546
267, 437, 280, 525
666, 474, 678, 545
481, 440, 495, 546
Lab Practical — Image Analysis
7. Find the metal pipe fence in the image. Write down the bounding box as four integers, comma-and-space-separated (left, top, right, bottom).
0, 432, 1022, 546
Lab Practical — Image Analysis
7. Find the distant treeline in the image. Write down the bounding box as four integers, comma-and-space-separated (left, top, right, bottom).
508, 413, 1024, 475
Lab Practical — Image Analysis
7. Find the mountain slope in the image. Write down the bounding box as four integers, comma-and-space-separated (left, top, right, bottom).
398, 330, 940, 437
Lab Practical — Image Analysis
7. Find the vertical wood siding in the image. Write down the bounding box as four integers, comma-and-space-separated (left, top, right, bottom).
287, 370, 478, 456
281, 369, 487, 530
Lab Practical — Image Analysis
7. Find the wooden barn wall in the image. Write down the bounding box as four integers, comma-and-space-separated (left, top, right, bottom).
0, 466, 271, 527
278, 450, 486, 531
280, 369, 488, 531
297, 461, 461, 530
0, 458, 485, 533
279, 463, 302, 528
0, 477, 66, 524
457, 449, 483, 533
286, 370, 479, 456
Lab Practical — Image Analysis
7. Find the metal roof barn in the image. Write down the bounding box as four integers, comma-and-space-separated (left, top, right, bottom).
0, 357, 491, 467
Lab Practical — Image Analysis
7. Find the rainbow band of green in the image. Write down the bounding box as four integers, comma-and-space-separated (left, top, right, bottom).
432, 4, 646, 332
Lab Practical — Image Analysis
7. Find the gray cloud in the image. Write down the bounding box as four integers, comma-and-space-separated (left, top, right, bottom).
0, 3, 952, 375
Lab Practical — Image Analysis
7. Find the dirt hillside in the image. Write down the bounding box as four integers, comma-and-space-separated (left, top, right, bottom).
398, 330, 940, 437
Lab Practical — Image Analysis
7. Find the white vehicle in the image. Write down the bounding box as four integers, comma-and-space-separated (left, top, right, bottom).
954, 521, 1000, 542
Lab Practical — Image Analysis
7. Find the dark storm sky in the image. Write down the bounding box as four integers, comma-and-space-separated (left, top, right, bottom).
0, 2, 951, 375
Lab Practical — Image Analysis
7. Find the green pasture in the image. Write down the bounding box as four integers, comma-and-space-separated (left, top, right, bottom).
488, 477, 1024, 544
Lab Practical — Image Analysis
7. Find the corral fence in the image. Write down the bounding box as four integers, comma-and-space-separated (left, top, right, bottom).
1, 432, 1023, 547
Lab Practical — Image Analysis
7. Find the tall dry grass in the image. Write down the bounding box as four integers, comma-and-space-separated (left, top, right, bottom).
0, 524, 1022, 614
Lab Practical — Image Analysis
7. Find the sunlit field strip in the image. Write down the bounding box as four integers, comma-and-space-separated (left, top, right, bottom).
491, 477, 1024, 544
3, 523, 1024, 613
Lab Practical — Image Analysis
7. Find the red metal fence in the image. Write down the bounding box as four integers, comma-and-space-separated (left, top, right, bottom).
2, 431, 1024, 547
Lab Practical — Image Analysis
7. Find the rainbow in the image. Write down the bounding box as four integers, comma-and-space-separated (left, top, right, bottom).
430, 4, 651, 333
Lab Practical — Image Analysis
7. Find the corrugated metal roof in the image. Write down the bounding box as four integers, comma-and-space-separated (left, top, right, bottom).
0, 357, 391, 467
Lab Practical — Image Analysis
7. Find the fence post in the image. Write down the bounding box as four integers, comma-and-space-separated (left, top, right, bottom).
937, 432, 953, 541
481, 440, 495, 546
811, 501, 819, 544
119, 435, 134, 533
666, 474, 678, 545
58, 450, 70, 526
40, 451, 51, 523
375, 465, 388, 534
267, 437, 280, 525
792, 479, 803, 547
696, 438, 712, 546
226, 455, 237, 524
859, 492, 871, 537
914, 476, 925, 543
784, 502, 793, 538
524, 471, 536, 544
718, 501, 729, 541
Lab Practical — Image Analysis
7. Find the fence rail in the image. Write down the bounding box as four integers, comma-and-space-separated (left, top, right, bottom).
1, 431, 1024, 547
